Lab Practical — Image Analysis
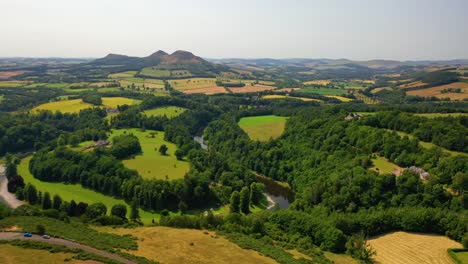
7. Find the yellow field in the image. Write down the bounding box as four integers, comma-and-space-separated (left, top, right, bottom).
368, 232, 462, 264
262, 94, 322, 102
33, 97, 141, 113
96, 226, 276, 264
407, 82, 468, 101
303, 80, 331, 86
371, 87, 392, 94
326, 95, 353, 102
169, 78, 217, 90
0, 244, 97, 264
182, 87, 228, 95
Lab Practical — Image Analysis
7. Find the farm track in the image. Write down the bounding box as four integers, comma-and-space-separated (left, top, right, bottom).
0, 165, 24, 209
0, 232, 136, 264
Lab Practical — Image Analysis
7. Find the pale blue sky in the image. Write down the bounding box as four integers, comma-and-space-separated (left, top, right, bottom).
1, 0, 467, 60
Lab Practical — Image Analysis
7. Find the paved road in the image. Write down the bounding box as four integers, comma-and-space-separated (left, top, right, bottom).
0, 165, 24, 208
0, 232, 136, 264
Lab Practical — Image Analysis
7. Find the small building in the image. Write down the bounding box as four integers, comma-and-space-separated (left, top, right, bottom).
344, 113, 363, 121
106, 108, 119, 114
406, 166, 430, 181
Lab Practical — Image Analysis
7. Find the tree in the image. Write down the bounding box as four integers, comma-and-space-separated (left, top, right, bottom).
229, 191, 240, 213
69, 135, 80, 147
159, 144, 168, 155
175, 149, 184, 160
178, 201, 188, 214
111, 204, 127, 219
86, 202, 107, 219
346, 233, 376, 261
42, 192, 52, 210
452, 172, 468, 194
240, 187, 250, 214
36, 225, 46, 235
111, 134, 142, 159
52, 195, 62, 210
249, 183, 265, 205
69, 200, 77, 216
130, 198, 140, 221
23, 183, 38, 205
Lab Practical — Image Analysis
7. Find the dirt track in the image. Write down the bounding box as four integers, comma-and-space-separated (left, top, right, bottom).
0, 232, 136, 264
0, 165, 24, 208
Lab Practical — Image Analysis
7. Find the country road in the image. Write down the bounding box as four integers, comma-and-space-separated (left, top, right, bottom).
0, 232, 136, 264
0, 165, 24, 208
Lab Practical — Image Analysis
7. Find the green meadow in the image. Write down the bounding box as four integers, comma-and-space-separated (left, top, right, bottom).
238, 115, 287, 141
300, 86, 347, 96
18, 156, 159, 224
143, 106, 187, 118
370, 156, 400, 174
110, 129, 190, 180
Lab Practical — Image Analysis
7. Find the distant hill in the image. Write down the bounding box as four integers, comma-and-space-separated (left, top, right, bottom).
90, 50, 227, 77
207, 58, 468, 69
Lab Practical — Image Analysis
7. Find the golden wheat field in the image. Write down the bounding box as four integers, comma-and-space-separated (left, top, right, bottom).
368, 232, 462, 264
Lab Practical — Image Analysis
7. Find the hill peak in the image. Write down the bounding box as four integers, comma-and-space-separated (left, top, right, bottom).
148, 50, 169, 58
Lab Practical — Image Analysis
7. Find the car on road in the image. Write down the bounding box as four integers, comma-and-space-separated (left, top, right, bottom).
42, 235, 51, 239
23, 232, 32, 237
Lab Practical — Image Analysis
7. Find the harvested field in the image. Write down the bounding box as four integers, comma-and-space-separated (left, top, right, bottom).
326, 95, 353, 102
169, 78, 217, 90
371, 87, 392, 94
0, 70, 30, 79
303, 80, 331, 86
229, 85, 276, 93
183, 86, 228, 95
407, 82, 468, 100
368, 231, 462, 264
97, 226, 277, 264
399, 81, 428, 90
274, 88, 301, 93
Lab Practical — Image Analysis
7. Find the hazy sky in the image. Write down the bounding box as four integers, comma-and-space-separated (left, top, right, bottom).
1, 0, 467, 60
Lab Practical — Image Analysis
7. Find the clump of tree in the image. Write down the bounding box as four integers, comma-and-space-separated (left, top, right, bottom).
82, 94, 102, 106
111, 134, 142, 159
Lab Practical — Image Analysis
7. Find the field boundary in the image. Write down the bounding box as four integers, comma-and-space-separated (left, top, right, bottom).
448, 248, 468, 264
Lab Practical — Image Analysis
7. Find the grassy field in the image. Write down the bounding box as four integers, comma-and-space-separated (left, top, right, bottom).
0, 81, 30, 87
96, 226, 277, 264
391, 130, 468, 157
119, 77, 165, 90
139, 67, 171, 78
228, 85, 276, 94
143, 106, 187, 118
300, 86, 347, 96
18, 156, 158, 224
110, 129, 190, 180
452, 251, 468, 263
169, 78, 217, 90
413, 113, 468, 118
238, 115, 287, 141
33, 97, 140, 113
108, 71, 137, 78
262, 94, 322, 102
323, 252, 359, 264
182, 86, 228, 95
368, 231, 462, 264
0, 244, 88, 264
369, 156, 401, 175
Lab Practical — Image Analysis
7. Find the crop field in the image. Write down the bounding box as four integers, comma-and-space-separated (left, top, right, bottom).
262, 94, 322, 102
140, 67, 171, 77
371, 87, 392, 94
323, 252, 358, 264
182, 86, 228, 95
33, 97, 140, 113
303, 80, 332, 86
169, 78, 217, 90
0, 70, 30, 79
18, 156, 158, 223
0, 244, 88, 264
119, 77, 165, 89
354, 92, 380, 104
370, 156, 401, 175
108, 71, 137, 78
238, 115, 287, 141
406, 82, 468, 101
326, 95, 353, 102
101, 97, 140, 108
300, 86, 347, 96
97, 226, 277, 264
452, 251, 468, 263
0, 81, 30, 87
143, 106, 187, 118
398, 81, 428, 90
111, 129, 190, 180
228, 85, 276, 93
368, 231, 462, 264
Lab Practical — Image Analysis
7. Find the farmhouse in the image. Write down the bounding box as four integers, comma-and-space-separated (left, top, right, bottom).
406, 166, 430, 180
106, 107, 119, 114
344, 113, 363, 121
